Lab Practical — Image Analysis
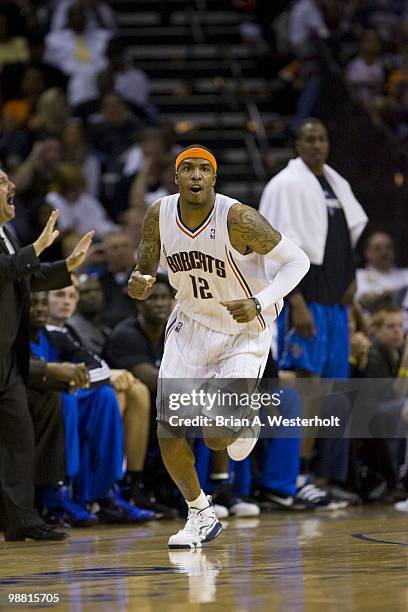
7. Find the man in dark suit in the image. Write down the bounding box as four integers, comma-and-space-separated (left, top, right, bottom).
0, 167, 93, 541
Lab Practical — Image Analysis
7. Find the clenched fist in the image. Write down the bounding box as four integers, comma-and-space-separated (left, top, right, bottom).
220, 298, 258, 323
128, 270, 156, 300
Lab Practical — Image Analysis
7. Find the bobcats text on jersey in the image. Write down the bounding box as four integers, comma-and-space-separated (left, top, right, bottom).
166, 250, 226, 278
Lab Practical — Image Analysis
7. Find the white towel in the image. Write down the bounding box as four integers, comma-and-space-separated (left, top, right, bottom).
259, 157, 368, 265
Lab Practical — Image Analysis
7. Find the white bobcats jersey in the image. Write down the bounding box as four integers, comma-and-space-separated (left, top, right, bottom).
159, 192, 283, 335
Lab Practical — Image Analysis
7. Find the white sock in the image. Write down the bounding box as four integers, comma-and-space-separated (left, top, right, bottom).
186, 489, 209, 511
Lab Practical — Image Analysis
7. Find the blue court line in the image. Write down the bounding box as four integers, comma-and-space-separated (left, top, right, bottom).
352, 532, 408, 547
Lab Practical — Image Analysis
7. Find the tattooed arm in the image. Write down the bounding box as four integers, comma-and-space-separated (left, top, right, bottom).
227, 203, 282, 255
128, 199, 161, 300
221, 203, 309, 323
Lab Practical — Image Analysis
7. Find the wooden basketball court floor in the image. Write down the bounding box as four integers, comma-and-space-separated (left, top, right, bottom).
1, 507, 408, 611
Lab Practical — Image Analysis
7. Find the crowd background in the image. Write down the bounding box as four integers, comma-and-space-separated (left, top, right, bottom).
1, 0, 408, 528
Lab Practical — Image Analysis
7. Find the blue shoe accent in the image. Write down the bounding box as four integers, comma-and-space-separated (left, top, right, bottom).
202, 521, 223, 543
56, 486, 98, 527
98, 490, 155, 523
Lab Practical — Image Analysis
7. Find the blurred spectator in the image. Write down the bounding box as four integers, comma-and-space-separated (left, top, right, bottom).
96, 229, 138, 328
50, 0, 117, 33
345, 30, 385, 104
356, 232, 408, 312
103, 37, 151, 116
122, 128, 169, 178
0, 12, 29, 71
11, 137, 63, 242
288, 0, 329, 55
348, 303, 371, 375
66, 274, 112, 355
47, 284, 164, 517
43, 2, 111, 107
0, 35, 67, 104
126, 154, 176, 247
31, 290, 153, 524
104, 275, 172, 394
62, 120, 101, 197
87, 93, 141, 165
362, 306, 408, 498
30, 88, 71, 138
45, 163, 115, 238
2, 66, 45, 132
13, 138, 63, 200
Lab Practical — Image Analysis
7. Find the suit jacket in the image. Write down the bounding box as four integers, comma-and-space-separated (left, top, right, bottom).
0, 226, 71, 382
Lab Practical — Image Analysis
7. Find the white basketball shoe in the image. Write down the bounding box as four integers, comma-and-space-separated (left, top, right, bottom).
168, 497, 223, 549
227, 416, 261, 461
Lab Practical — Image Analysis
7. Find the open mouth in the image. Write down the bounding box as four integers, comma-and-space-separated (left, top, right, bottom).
190, 185, 202, 193
7, 194, 14, 206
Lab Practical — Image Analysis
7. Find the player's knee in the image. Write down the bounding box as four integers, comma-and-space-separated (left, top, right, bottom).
203, 437, 229, 451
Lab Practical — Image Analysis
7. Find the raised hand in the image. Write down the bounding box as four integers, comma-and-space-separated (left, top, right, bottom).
66, 231, 94, 272
33, 210, 60, 256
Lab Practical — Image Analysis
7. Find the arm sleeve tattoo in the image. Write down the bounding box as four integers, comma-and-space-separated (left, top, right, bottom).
135, 200, 161, 275
228, 203, 282, 255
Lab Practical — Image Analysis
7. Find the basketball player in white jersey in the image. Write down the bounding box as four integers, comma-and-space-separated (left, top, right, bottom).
128, 145, 309, 548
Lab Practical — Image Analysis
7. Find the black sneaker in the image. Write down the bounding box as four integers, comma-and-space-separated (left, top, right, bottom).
296, 483, 348, 510
255, 487, 313, 511
126, 482, 179, 519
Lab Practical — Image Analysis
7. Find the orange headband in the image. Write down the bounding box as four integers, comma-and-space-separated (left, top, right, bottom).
175, 148, 217, 173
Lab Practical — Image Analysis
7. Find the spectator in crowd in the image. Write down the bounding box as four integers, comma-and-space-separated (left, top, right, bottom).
47, 283, 163, 515
348, 303, 371, 376
13, 137, 63, 204
50, 0, 117, 33
345, 30, 385, 105
0, 66, 45, 171
62, 120, 101, 197
126, 154, 176, 247
1, 66, 45, 133
66, 274, 111, 355
34, 288, 155, 523
43, 2, 111, 108
87, 93, 142, 166
122, 128, 169, 179
259, 118, 368, 473
288, 0, 329, 55
0, 34, 67, 103
45, 163, 115, 238
356, 232, 408, 313
29, 291, 98, 526
104, 274, 172, 394
96, 229, 139, 328
29, 88, 71, 140
102, 38, 152, 118
362, 306, 408, 501
0, 12, 29, 71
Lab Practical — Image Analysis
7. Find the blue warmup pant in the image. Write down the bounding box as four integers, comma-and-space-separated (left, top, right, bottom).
73, 385, 124, 504
194, 388, 302, 497
259, 388, 302, 497
42, 385, 124, 508
278, 302, 349, 378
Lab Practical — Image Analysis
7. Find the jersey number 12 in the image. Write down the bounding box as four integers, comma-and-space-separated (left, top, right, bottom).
189, 275, 213, 299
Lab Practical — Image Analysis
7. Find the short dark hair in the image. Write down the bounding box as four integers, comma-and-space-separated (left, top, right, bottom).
296, 118, 326, 139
